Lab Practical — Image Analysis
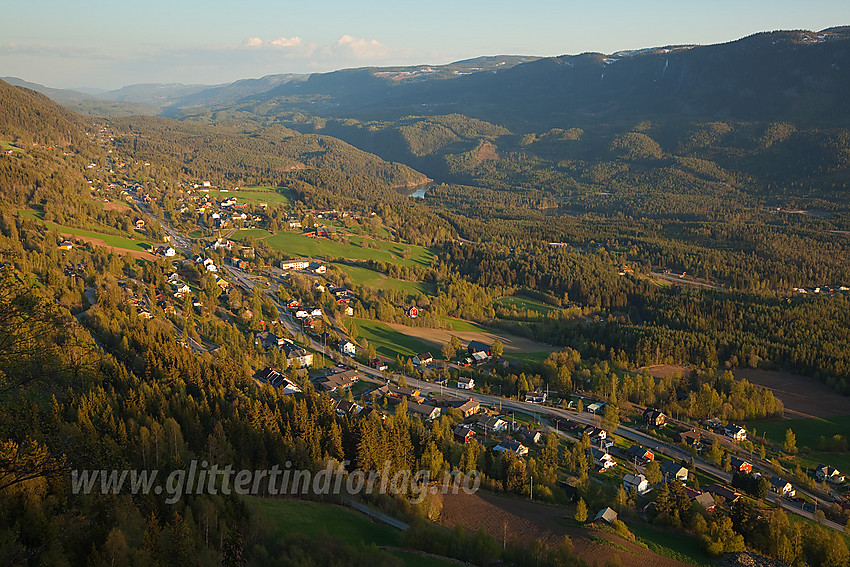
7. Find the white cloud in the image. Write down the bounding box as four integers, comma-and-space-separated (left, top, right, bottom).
243, 37, 264, 48
270, 36, 302, 48
333, 35, 389, 59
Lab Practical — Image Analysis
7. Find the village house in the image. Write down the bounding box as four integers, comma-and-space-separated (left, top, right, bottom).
333, 399, 362, 417
280, 340, 313, 368
730, 456, 753, 474
339, 341, 357, 356
314, 369, 358, 392
684, 487, 716, 511
623, 473, 651, 495
815, 464, 845, 484
660, 461, 689, 482
524, 388, 547, 404
371, 383, 423, 403
494, 440, 529, 457
406, 401, 441, 421
706, 483, 741, 505
453, 424, 476, 444
518, 428, 543, 446
586, 402, 605, 414
256, 331, 286, 349
679, 430, 701, 448
481, 415, 508, 434
589, 447, 617, 471
724, 424, 748, 441
254, 367, 302, 395
643, 408, 667, 428
626, 445, 654, 466
769, 476, 796, 497
593, 507, 618, 524
467, 340, 491, 356
280, 259, 311, 271
457, 376, 475, 390
412, 352, 434, 367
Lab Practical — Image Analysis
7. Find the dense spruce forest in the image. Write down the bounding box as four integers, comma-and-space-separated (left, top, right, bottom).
2, 27, 850, 566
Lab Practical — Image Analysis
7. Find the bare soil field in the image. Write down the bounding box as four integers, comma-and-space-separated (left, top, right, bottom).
732, 368, 850, 418
62, 234, 158, 261
383, 322, 557, 355
441, 491, 695, 567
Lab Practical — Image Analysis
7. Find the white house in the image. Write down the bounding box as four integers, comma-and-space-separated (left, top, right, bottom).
623, 473, 651, 495
309, 308, 323, 318
295, 310, 309, 319
482, 416, 508, 434
280, 259, 311, 271
494, 440, 529, 457
457, 377, 475, 390
340, 341, 356, 356
413, 352, 434, 367
589, 448, 617, 470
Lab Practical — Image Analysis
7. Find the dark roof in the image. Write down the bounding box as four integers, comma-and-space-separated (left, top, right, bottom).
660, 461, 688, 476
315, 369, 358, 390
406, 401, 440, 418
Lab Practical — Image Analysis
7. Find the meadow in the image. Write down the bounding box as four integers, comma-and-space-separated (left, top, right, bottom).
353, 318, 434, 358
205, 185, 293, 206
333, 262, 434, 295
233, 229, 435, 267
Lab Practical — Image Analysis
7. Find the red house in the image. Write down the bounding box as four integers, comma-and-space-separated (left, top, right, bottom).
453, 425, 476, 444
730, 456, 753, 474
406, 306, 419, 318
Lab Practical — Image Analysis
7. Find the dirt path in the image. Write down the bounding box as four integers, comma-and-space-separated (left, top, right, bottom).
441, 491, 694, 567
382, 321, 557, 354
61, 234, 157, 261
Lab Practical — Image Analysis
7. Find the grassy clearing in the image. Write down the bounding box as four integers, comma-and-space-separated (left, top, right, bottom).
503, 351, 553, 364
495, 296, 558, 315
233, 229, 271, 240
749, 415, 850, 448
333, 263, 434, 296
749, 415, 850, 469
438, 317, 494, 333
18, 209, 153, 252
248, 497, 401, 547
628, 522, 713, 567
246, 231, 434, 267
206, 185, 293, 206
353, 318, 433, 358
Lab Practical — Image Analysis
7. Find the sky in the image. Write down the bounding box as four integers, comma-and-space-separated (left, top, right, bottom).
1, 0, 849, 90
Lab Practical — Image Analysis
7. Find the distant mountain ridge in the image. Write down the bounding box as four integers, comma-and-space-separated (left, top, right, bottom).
10, 27, 850, 129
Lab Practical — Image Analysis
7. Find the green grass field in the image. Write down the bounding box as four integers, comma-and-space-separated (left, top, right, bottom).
334, 263, 433, 296
234, 230, 434, 267
749, 415, 850, 471
629, 522, 714, 566
206, 185, 293, 206
353, 318, 433, 358
249, 497, 401, 547
503, 351, 553, 364
249, 497, 460, 566
438, 317, 494, 333
18, 209, 153, 253
495, 296, 559, 315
